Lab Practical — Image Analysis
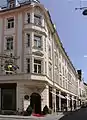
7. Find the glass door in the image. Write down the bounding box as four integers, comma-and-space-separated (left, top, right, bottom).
1, 88, 16, 110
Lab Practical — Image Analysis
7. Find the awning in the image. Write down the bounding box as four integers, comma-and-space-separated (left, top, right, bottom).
50, 91, 66, 99
72, 98, 76, 100
65, 96, 70, 100
50, 91, 57, 96
59, 94, 66, 99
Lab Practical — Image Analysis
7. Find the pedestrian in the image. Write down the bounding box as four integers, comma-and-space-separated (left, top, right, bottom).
64, 103, 67, 111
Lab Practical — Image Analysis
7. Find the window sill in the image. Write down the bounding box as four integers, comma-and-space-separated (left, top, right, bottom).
24, 22, 45, 29
4, 49, 13, 52
33, 46, 43, 51
6, 27, 14, 29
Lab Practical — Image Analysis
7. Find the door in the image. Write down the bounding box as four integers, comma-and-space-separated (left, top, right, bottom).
1, 88, 16, 110
30, 93, 41, 114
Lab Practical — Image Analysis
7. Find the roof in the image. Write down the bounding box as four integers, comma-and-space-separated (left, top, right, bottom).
0, 0, 40, 13
84, 82, 87, 86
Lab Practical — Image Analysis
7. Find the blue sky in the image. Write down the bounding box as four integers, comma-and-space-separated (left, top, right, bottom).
1, 0, 87, 81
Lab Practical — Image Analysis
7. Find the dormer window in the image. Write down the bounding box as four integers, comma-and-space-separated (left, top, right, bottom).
7, 0, 15, 8
7, 18, 14, 29
10, 2, 15, 8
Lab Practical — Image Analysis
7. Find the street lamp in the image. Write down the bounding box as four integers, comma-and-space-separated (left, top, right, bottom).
0, 53, 20, 74
83, 9, 87, 15
75, 7, 87, 16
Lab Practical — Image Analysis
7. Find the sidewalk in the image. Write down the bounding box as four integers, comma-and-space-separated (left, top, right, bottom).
0, 108, 81, 120
0, 113, 65, 120
31, 107, 81, 120
38, 112, 64, 120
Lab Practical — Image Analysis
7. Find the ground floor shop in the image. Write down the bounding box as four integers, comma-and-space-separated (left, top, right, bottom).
0, 82, 79, 114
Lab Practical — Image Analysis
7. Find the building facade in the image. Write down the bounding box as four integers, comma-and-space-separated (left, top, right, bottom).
81, 82, 87, 104
0, 0, 79, 113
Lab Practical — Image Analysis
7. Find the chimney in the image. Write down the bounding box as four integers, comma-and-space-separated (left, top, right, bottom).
7, 0, 16, 8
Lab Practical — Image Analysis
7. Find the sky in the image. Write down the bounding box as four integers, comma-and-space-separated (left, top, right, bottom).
0, 0, 87, 81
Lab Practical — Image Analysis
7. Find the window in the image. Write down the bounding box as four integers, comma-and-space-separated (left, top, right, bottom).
27, 13, 30, 23
59, 63, 61, 73
27, 34, 30, 47
49, 45, 51, 59
65, 60, 67, 66
55, 52, 58, 66
65, 69, 67, 78
34, 59, 41, 73
10, 2, 15, 8
34, 35, 41, 48
48, 30, 51, 40
62, 57, 65, 63
44, 37, 46, 51
62, 66, 64, 76
49, 63, 52, 79
59, 50, 61, 59
34, 14, 42, 26
45, 61, 47, 74
60, 75, 62, 86
7, 18, 14, 29
27, 59, 30, 73
55, 68, 58, 82
63, 78, 65, 88
6, 37, 13, 50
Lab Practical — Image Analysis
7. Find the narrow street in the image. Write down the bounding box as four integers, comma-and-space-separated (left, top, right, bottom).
60, 108, 87, 120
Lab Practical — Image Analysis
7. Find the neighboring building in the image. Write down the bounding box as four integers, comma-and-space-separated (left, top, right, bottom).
77, 70, 87, 106
82, 82, 87, 104
84, 82, 87, 97
0, 0, 79, 113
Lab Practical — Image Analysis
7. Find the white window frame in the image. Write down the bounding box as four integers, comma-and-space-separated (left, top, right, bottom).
27, 34, 30, 47
27, 58, 30, 73
6, 37, 13, 50
34, 59, 41, 74
49, 62, 52, 79
59, 63, 61, 73
27, 13, 30, 23
34, 35, 42, 48
34, 14, 42, 26
7, 17, 14, 29
48, 45, 51, 59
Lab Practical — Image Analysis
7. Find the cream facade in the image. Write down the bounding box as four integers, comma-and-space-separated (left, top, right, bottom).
0, 0, 79, 113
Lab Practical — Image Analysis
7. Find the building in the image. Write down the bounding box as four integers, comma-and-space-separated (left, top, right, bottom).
77, 70, 84, 106
0, 0, 79, 114
84, 82, 87, 98
82, 82, 87, 105
77, 70, 87, 107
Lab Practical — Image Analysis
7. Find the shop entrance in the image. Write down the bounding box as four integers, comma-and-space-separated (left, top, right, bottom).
1, 83, 16, 111
30, 93, 41, 114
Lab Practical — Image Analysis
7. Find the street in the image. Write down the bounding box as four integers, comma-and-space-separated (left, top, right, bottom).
59, 108, 87, 120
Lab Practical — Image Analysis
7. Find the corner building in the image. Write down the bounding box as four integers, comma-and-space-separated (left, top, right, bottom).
0, 0, 79, 113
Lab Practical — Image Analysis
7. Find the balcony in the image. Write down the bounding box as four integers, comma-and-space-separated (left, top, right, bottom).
0, 73, 47, 82
24, 22, 46, 37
